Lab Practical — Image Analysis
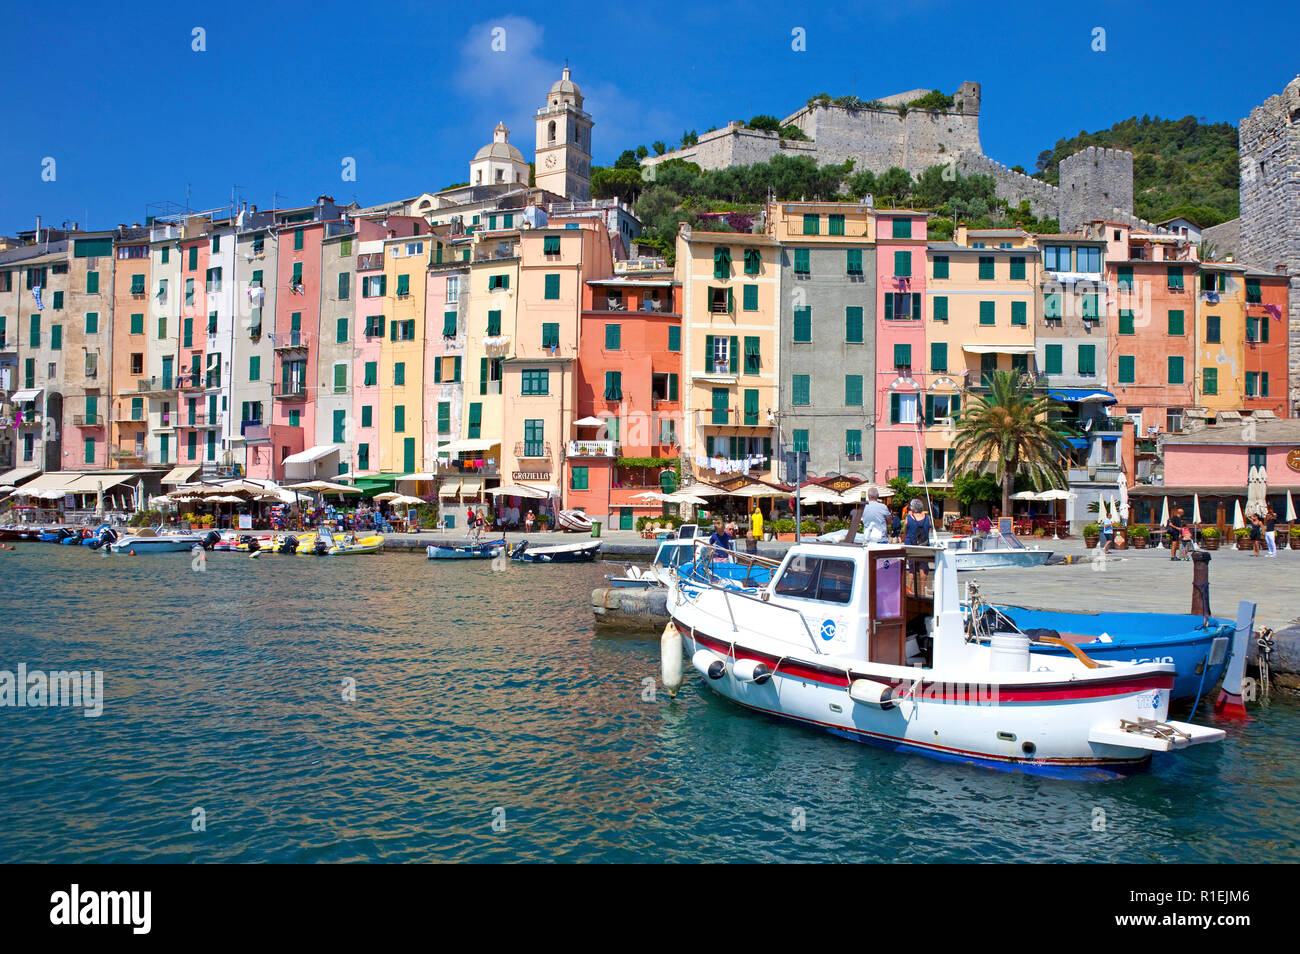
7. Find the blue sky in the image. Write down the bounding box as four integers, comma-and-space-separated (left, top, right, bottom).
1, 0, 1292, 231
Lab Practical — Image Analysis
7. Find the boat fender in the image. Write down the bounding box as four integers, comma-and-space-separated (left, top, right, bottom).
733, 659, 772, 685
661, 623, 683, 697
692, 649, 727, 681
849, 678, 898, 710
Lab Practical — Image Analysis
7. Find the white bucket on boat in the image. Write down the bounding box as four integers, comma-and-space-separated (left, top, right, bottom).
989, 632, 1030, 672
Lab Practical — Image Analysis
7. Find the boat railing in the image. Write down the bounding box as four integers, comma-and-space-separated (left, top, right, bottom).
680, 539, 821, 654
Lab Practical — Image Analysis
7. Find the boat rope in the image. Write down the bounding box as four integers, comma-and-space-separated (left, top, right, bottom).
1188, 653, 1211, 719
1257, 628, 1274, 701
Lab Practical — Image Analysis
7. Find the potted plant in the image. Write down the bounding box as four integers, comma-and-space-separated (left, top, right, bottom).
1234, 527, 1251, 549
1200, 527, 1220, 550
1129, 524, 1149, 549
1083, 523, 1100, 548
1289, 525, 1300, 549
773, 517, 797, 541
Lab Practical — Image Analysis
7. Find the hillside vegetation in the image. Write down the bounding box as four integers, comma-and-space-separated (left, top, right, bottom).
1034, 115, 1239, 226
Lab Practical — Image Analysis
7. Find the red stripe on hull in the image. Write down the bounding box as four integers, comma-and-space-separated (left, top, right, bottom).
684, 624, 1174, 703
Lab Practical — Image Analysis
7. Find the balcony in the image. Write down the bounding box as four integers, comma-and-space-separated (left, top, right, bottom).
178, 374, 206, 392
272, 331, 311, 352
110, 444, 144, 461
273, 382, 308, 402
16, 414, 42, 429
72, 414, 104, 427
152, 414, 175, 431
438, 459, 501, 476
114, 408, 148, 423
135, 376, 177, 394
567, 439, 617, 458
515, 441, 551, 459
178, 412, 223, 429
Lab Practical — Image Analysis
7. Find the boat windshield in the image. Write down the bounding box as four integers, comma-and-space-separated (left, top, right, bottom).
773, 556, 855, 604
993, 532, 1026, 550
654, 543, 689, 568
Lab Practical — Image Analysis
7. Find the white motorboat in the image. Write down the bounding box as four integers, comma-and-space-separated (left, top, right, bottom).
935, 531, 1052, 570
106, 527, 207, 553
663, 539, 1228, 778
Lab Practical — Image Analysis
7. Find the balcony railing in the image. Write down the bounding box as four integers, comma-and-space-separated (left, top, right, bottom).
16, 415, 42, 429
272, 331, 311, 350
567, 439, 617, 458
178, 412, 223, 428
179, 375, 206, 392
72, 414, 104, 427
136, 376, 176, 393
110, 444, 144, 460
515, 441, 551, 459
273, 382, 308, 401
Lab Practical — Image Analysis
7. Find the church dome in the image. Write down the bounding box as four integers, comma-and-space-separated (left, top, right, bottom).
474, 122, 525, 163
548, 68, 582, 104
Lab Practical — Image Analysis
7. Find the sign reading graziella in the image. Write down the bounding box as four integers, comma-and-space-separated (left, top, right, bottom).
513, 471, 550, 481
1287, 448, 1300, 473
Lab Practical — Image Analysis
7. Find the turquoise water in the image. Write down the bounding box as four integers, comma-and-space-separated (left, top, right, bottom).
1, 545, 1297, 863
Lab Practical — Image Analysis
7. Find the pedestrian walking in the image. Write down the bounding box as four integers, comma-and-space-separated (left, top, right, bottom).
1265, 509, 1278, 557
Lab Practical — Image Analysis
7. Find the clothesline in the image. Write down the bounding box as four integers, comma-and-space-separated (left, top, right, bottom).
695, 453, 767, 475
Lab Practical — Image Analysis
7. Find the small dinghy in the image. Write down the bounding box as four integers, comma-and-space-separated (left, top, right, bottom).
426, 538, 507, 560
556, 509, 593, 533
509, 539, 601, 563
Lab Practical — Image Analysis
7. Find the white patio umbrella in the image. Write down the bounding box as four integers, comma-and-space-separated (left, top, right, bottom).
1233, 499, 1245, 531
1118, 480, 1130, 522
1010, 490, 1039, 500
486, 483, 550, 499
683, 484, 728, 497
630, 491, 669, 502
730, 483, 782, 499
1287, 490, 1297, 523
1192, 493, 1202, 525
286, 480, 363, 495
1037, 488, 1076, 539
799, 485, 844, 504
574, 416, 606, 427
372, 491, 402, 502
388, 494, 425, 507
1156, 496, 1170, 548
663, 492, 708, 506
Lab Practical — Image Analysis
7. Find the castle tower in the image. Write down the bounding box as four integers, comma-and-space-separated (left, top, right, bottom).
534, 68, 593, 202
1239, 76, 1300, 415
470, 122, 529, 188
1058, 147, 1134, 233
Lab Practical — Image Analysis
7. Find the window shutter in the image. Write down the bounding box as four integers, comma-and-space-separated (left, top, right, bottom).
925, 394, 935, 426
933, 296, 948, 321
729, 336, 739, 374
979, 301, 995, 325
704, 335, 715, 372
894, 250, 910, 277
669, 373, 678, 401
931, 342, 947, 371
1011, 301, 1027, 326
897, 445, 913, 478
434, 358, 442, 383
744, 389, 759, 425
668, 326, 680, 351
912, 293, 922, 320
1119, 310, 1134, 335
890, 393, 900, 424
727, 287, 734, 313
480, 358, 488, 395
884, 292, 893, 319
845, 306, 863, 342
453, 356, 461, 382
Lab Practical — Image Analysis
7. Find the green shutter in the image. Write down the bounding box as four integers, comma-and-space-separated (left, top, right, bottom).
978, 256, 994, 280
979, 301, 995, 325
1119, 310, 1134, 335
828, 214, 844, 235
394, 406, 405, 432
364, 362, 377, 386
294, 228, 304, 251
892, 217, 911, 239
1078, 345, 1096, 375
704, 335, 715, 372
669, 374, 678, 401
362, 405, 372, 427
846, 430, 861, 456
792, 375, 810, 405
337, 318, 349, 342
897, 445, 913, 479
845, 374, 863, 406
894, 343, 911, 369
50, 324, 62, 350
933, 256, 949, 279
711, 387, 728, 424
912, 293, 922, 320
396, 274, 410, 296
845, 306, 863, 342
453, 356, 461, 382
1011, 301, 1027, 326
1202, 368, 1217, 395
437, 402, 450, 434
1045, 344, 1062, 375
433, 358, 442, 383
487, 310, 501, 335
1118, 355, 1135, 383
468, 402, 482, 438
570, 466, 588, 491
884, 292, 893, 320
668, 326, 681, 351
1009, 256, 1026, 281
742, 284, 758, 310
894, 250, 911, 277
339, 273, 350, 299
333, 409, 346, 443
544, 274, 560, 299
890, 392, 901, 424
605, 323, 621, 350
793, 307, 811, 342
729, 336, 739, 374
1168, 356, 1184, 384
846, 248, 863, 275
794, 248, 809, 274
335, 363, 347, 391
793, 430, 809, 454
744, 388, 759, 425
1117, 265, 1133, 291
931, 342, 947, 371
933, 296, 948, 321
479, 358, 488, 395
1044, 293, 1061, 319
802, 214, 819, 235
249, 355, 261, 381
744, 336, 760, 374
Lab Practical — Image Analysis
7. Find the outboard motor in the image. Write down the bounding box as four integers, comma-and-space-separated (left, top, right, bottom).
202, 530, 221, 550
511, 540, 527, 559
240, 534, 261, 554
313, 539, 331, 555
89, 525, 116, 551
278, 536, 296, 554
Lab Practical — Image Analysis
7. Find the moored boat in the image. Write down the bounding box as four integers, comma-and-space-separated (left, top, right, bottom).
106, 527, 206, 553
509, 539, 601, 563
556, 509, 593, 533
935, 531, 1053, 570
426, 537, 507, 560
664, 537, 1231, 779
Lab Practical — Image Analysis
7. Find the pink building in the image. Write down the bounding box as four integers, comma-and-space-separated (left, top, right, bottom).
270, 214, 325, 455
873, 211, 929, 486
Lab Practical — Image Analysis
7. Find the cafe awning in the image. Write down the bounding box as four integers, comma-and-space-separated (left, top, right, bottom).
9, 389, 43, 403
436, 439, 500, 455
0, 467, 39, 485
439, 480, 462, 498
459, 478, 484, 498
160, 465, 200, 485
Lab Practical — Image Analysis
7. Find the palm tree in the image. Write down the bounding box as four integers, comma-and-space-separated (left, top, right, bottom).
950, 370, 1073, 515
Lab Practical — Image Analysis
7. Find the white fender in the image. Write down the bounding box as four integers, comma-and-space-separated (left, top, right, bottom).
661, 623, 683, 697
733, 658, 773, 685
849, 678, 898, 710
692, 649, 728, 680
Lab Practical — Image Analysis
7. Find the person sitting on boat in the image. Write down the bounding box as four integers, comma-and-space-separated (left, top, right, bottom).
860, 487, 891, 543
708, 520, 732, 562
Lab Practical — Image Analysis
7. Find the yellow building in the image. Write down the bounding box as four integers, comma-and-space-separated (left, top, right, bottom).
676, 224, 781, 485
926, 227, 1040, 484
377, 233, 432, 474
461, 230, 521, 483
1195, 263, 1248, 411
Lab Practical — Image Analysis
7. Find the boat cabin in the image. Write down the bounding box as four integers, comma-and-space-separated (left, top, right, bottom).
762, 542, 955, 667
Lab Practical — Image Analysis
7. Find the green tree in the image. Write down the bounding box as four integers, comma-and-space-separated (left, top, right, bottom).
746, 114, 782, 132
592, 166, 643, 204
950, 371, 1073, 514
614, 149, 640, 170
875, 166, 913, 202
652, 140, 667, 156
681, 130, 698, 147
635, 145, 649, 160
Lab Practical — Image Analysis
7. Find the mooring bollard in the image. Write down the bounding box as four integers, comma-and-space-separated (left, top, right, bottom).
1190, 550, 1211, 618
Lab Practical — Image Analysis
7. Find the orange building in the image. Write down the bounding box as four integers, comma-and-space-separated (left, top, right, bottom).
567, 269, 681, 527
1243, 270, 1289, 417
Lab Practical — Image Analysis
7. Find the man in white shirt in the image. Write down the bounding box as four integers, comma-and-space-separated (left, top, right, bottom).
859, 487, 892, 543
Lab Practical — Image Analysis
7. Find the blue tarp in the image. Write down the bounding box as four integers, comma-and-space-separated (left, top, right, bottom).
1066, 437, 1088, 448
1048, 388, 1117, 404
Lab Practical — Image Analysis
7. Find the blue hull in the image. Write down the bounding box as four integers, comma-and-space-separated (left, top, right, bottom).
426, 539, 506, 560
993, 605, 1234, 703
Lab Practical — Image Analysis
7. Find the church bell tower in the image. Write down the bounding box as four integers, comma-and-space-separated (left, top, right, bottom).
534, 67, 593, 202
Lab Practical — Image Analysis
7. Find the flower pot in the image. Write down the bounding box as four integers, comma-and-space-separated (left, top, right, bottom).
1202, 538, 1219, 550
776, 532, 797, 541
1131, 537, 1147, 549
1084, 535, 1099, 549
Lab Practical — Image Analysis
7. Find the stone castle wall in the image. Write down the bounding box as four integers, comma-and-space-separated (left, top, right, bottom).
955, 154, 1061, 219
1059, 147, 1136, 232
1239, 76, 1300, 414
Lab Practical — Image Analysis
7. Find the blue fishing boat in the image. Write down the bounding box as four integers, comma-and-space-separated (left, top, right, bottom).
426, 538, 507, 560
978, 603, 1235, 704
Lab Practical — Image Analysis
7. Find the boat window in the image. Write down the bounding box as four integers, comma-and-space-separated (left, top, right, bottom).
773, 556, 856, 604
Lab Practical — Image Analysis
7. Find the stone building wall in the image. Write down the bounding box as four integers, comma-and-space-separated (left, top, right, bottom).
1238, 76, 1300, 415
1059, 147, 1135, 233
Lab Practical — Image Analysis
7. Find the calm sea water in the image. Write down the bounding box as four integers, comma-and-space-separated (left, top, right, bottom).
1, 543, 1297, 863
